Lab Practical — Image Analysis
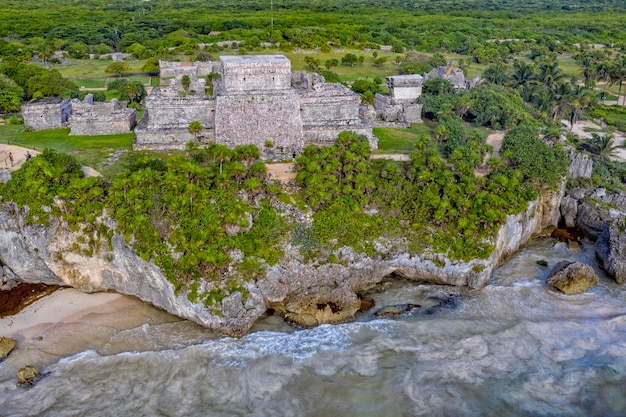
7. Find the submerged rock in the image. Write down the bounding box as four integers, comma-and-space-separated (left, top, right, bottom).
0, 337, 17, 360
595, 222, 626, 284
545, 261, 598, 294
423, 293, 461, 315
17, 365, 42, 387
536, 260, 549, 267
358, 295, 375, 312
374, 304, 420, 319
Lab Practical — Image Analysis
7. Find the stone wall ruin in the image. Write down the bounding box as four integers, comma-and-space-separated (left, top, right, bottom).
22, 95, 136, 136
135, 55, 377, 155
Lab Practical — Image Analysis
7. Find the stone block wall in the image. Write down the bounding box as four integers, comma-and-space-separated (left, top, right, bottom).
215, 91, 303, 154
220, 55, 291, 93
159, 61, 217, 84
134, 95, 216, 150
69, 110, 137, 136
387, 75, 423, 102
22, 99, 70, 131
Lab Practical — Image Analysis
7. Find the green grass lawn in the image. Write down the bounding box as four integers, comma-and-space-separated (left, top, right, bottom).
373, 121, 438, 153
374, 119, 495, 154
0, 125, 134, 177
52, 58, 148, 80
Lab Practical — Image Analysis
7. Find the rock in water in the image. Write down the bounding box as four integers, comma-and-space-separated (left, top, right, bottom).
536, 260, 549, 267
17, 365, 42, 386
374, 304, 420, 319
545, 261, 598, 294
595, 222, 626, 284
0, 337, 17, 360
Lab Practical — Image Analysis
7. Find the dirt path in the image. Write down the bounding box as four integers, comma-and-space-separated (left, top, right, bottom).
0, 144, 102, 177
0, 144, 40, 171
371, 154, 410, 161
266, 163, 296, 182
568, 120, 626, 163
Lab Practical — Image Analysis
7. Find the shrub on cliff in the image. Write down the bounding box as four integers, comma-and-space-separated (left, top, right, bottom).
500, 123, 569, 190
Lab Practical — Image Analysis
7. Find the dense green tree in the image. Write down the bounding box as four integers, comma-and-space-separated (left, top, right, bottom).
0, 75, 24, 112
105, 62, 132, 77
341, 53, 359, 66
500, 124, 569, 189
120, 80, 146, 103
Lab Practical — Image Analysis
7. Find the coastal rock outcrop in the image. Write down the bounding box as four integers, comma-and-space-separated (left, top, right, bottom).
595, 221, 626, 284
17, 365, 42, 386
0, 169, 10, 184
568, 153, 593, 179
545, 261, 598, 294
0, 181, 563, 335
0, 337, 17, 361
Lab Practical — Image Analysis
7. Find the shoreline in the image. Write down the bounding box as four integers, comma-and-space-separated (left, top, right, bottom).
0, 287, 183, 380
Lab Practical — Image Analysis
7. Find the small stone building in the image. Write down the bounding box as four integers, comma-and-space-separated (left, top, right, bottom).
69, 95, 136, 136
22, 98, 72, 131
374, 75, 424, 125
22, 95, 136, 135
371, 66, 481, 127
134, 55, 376, 155
159, 60, 216, 85
423, 65, 481, 91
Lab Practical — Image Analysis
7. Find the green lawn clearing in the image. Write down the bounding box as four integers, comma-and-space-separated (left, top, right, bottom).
0, 125, 134, 177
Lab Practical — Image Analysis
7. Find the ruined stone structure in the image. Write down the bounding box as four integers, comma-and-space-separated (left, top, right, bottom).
22, 98, 72, 131
374, 75, 424, 126
22, 95, 136, 136
372, 66, 481, 127
135, 55, 376, 155
423, 65, 481, 91
68, 95, 136, 136
159, 60, 216, 85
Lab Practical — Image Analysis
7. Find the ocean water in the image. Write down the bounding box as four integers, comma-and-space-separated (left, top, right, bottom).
1, 238, 625, 416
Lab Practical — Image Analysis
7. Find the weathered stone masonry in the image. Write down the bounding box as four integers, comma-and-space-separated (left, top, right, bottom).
134, 55, 377, 155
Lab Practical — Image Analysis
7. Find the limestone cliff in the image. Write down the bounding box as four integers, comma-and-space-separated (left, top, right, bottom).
560, 188, 626, 284
0, 182, 563, 335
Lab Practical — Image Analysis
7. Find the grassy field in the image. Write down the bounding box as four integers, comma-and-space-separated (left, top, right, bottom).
0, 125, 134, 178
52, 58, 148, 80
373, 121, 438, 153
374, 120, 495, 154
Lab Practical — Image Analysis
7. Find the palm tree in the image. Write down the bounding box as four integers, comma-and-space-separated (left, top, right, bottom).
188, 120, 202, 139
568, 83, 596, 131
550, 81, 572, 122
537, 59, 564, 89
580, 133, 622, 161
509, 60, 535, 89
610, 55, 626, 105
595, 61, 612, 100
482, 63, 509, 85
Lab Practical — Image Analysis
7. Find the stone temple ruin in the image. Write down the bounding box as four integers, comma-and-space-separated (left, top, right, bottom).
21, 58, 479, 153
372, 65, 481, 127
22, 95, 136, 136
134, 55, 376, 156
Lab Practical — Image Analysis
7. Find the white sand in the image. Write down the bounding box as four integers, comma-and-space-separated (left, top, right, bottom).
0, 289, 124, 340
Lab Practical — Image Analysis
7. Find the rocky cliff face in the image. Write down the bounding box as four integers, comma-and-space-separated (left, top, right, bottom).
0, 183, 564, 336
560, 188, 626, 284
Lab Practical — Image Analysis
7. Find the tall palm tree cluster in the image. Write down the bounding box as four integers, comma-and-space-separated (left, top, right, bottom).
482, 59, 598, 129
580, 53, 626, 106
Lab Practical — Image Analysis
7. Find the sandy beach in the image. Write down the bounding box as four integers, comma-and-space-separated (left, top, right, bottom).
0, 288, 182, 381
